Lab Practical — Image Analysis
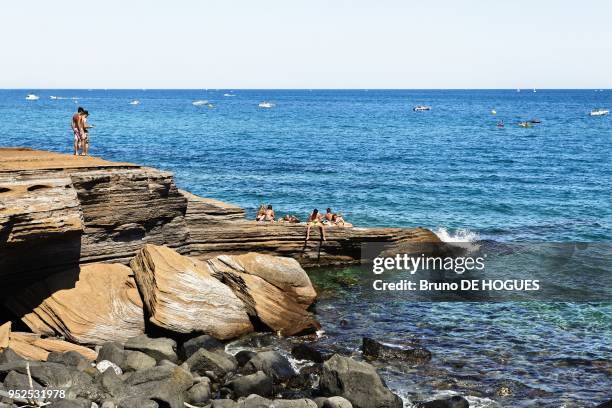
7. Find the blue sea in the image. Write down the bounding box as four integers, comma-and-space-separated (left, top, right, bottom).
1, 89, 610, 406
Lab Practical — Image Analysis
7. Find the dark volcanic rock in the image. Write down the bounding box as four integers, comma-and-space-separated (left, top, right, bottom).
185, 348, 237, 378
243, 350, 296, 382
123, 351, 156, 372
181, 334, 225, 359
97, 342, 126, 368
124, 365, 193, 408
0, 348, 25, 363
234, 350, 256, 367
226, 370, 273, 398
48, 351, 92, 370
362, 337, 431, 364
319, 354, 402, 408
417, 396, 469, 408
124, 335, 178, 363
185, 379, 212, 405
291, 343, 331, 363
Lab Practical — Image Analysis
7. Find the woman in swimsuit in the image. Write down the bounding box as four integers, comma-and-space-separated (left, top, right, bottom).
306, 208, 327, 241
264, 205, 275, 221
256, 204, 266, 221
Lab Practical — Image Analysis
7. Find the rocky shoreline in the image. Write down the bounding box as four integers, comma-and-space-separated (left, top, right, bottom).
0, 148, 465, 408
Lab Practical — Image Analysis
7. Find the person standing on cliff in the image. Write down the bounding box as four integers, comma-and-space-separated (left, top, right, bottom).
71, 107, 86, 156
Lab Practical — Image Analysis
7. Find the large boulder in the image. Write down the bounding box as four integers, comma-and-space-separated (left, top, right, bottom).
243, 351, 296, 382
319, 355, 402, 408
226, 370, 273, 398
207, 253, 319, 335
129, 244, 253, 340
5, 264, 145, 345
124, 335, 178, 363
185, 348, 237, 378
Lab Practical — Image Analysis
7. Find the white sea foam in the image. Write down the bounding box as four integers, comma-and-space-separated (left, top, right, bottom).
434, 227, 481, 252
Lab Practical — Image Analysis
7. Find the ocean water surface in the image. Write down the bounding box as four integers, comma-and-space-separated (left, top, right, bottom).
1, 89, 610, 406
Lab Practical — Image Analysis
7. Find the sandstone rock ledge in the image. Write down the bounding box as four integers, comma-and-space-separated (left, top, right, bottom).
1, 148, 442, 297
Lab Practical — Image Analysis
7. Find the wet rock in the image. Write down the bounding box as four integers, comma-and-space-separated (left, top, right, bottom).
595, 399, 612, 408
181, 334, 225, 359
291, 343, 331, 363
97, 343, 126, 368
185, 348, 237, 378
319, 354, 402, 408
243, 351, 296, 382
286, 364, 322, 391
417, 396, 469, 408
123, 352, 156, 372
124, 335, 178, 363
324, 397, 353, 408
362, 337, 431, 364
130, 245, 253, 339
226, 370, 273, 398
48, 351, 92, 370
234, 350, 256, 367
185, 379, 211, 405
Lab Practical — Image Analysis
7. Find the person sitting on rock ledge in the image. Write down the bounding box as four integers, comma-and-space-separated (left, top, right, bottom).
306, 208, 327, 241
332, 212, 353, 227
279, 214, 300, 223
255, 204, 266, 221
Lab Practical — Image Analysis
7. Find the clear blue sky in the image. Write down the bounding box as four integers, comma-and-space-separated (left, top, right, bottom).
2, 0, 611, 89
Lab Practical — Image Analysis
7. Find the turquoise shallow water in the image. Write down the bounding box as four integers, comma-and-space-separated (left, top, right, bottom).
1, 89, 610, 406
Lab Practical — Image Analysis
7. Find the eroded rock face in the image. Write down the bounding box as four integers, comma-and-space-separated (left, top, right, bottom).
6, 263, 145, 345
129, 244, 253, 340
207, 253, 319, 336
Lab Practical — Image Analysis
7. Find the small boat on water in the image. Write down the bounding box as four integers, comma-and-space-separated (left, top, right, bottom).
259, 102, 275, 108
50, 96, 58, 100
529, 119, 541, 124
589, 108, 609, 116
25, 94, 39, 100
413, 105, 431, 112
129, 100, 140, 105
518, 121, 532, 128
192, 100, 208, 106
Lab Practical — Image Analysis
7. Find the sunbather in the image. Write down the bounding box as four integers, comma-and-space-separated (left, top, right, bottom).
306, 208, 327, 241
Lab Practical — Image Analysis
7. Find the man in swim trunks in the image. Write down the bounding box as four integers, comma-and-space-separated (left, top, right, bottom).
71, 107, 85, 155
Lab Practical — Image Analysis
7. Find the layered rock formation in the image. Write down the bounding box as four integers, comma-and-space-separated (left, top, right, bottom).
208, 253, 319, 335
130, 244, 253, 339
5, 263, 145, 345
1, 148, 442, 298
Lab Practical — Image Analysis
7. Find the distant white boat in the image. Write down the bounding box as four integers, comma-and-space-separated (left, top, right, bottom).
413, 105, 431, 112
129, 100, 140, 105
259, 102, 275, 108
192, 100, 208, 106
223, 93, 236, 97
590, 108, 609, 116
491, 109, 497, 115
533, 88, 537, 93
25, 94, 39, 100
50, 95, 58, 100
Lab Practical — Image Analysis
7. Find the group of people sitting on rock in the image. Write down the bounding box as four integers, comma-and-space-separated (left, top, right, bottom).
255, 205, 353, 241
